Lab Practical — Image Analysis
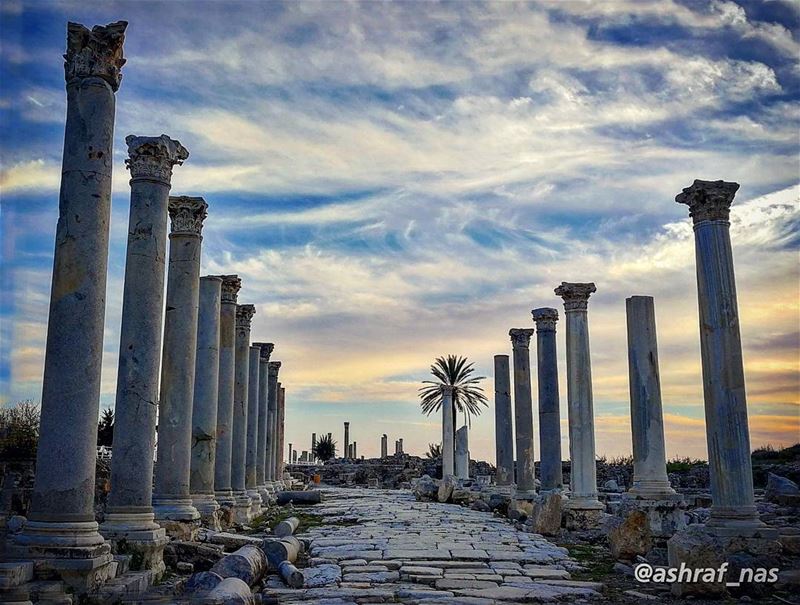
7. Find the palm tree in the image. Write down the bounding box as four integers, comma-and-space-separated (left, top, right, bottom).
313, 434, 336, 462
419, 355, 488, 442
426, 443, 442, 460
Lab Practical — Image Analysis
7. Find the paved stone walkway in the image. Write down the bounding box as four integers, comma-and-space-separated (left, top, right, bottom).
264, 487, 603, 604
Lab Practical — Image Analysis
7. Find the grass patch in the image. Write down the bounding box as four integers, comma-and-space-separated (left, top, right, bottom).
246, 506, 359, 535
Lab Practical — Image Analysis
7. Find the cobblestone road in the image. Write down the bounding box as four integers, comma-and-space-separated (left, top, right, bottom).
265, 487, 603, 604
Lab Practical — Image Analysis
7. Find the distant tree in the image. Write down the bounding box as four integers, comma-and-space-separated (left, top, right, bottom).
313, 433, 336, 462
419, 355, 488, 441
0, 400, 40, 460
426, 443, 442, 460
97, 408, 114, 447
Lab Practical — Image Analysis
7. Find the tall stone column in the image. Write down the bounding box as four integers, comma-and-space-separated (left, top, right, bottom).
441, 386, 455, 477
189, 276, 223, 529
399, 438, 404, 453
311, 433, 317, 461
381, 435, 388, 458
555, 282, 603, 513
343, 422, 350, 459
231, 304, 256, 522
13, 21, 126, 588
245, 345, 263, 514
266, 362, 281, 489
455, 426, 470, 480
353, 442, 358, 459
253, 342, 273, 500
153, 196, 208, 530
101, 135, 187, 571
625, 296, 676, 498
493, 355, 514, 487
675, 180, 771, 536
213, 275, 241, 507
532, 308, 564, 492
509, 328, 536, 500
278, 385, 286, 482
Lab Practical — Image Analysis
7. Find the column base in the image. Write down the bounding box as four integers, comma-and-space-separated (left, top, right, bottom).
629, 478, 678, 499
512, 487, 537, 501
191, 494, 222, 531
152, 496, 201, 523
619, 493, 686, 538
565, 495, 605, 511
246, 489, 263, 516
707, 505, 778, 539
9, 520, 115, 594
232, 491, 252, 525
215, 489, 236, 507
100, 510, 168, 575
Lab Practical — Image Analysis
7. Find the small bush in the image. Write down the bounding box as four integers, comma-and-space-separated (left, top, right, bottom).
0, 400, 40, 461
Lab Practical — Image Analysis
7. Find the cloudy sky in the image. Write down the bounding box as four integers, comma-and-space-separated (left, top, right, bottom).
1, 0, 798, 464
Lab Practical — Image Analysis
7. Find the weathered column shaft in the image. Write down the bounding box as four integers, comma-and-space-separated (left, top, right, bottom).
105, 135, 187, 542
532, 308, 563, 492
213, 275, 241, 507
493, 355, 514, 487
626, 296, 675, 497
676, 179, 764, 532
245, 345, 262, 510
555, 282, 602, 510
381, 434, 388, 458
253, 342, 273, 497
153, 196, 208, 522
343, 422, 350, 459
455, 426, 470, 479
266, 362, 281, 484
441, 386, 455, 477
278, 386, 286, 478
16, 20, 127, 570
189, 276, 223, 520
231, 304, 256, 518
510, 328, 536, 499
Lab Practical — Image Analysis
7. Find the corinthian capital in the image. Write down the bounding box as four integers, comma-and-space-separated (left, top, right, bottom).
532, 307, 559, 331
555, 282, 596, 312
168, 196, 208, 236
254, 342, 274, 361
125, 135, 189, 184
268, 361, 282, 378
64, 21, 127, 91
216, 275, 241, 304
236, 304, 256, 330
509, 328, 534, 349
676, 179, 740, 224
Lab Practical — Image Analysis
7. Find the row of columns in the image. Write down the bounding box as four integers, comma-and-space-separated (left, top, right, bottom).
12, 21, 293, 585
490, 179, 768, 539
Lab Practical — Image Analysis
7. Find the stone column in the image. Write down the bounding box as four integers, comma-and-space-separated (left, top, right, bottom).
532, 308, 564, 492
153, 196, 208, 531
101, 135, 187, 569
189, 276, 223, 528
625, 296, 676, 498
231, 304, 256, 522
676, 180, 771, 536
493, 354, 514, 487
399, 438, 403, 453
455, 426, 470, 480
395, 440, 400, 455
311, 433, 317, 461
13, 21, 126, 588
252, 342, 273, 500
381, 435, 388, 458
266, 362, 281, 489
213, 275, 241, 507
353, 442, 358, 459
279, 385, 287, 480
509, 328, 536, 500
245, 345, 263, 514
343, 422, 350, 459
555, 282, 603, 513
441, 386, 455, 477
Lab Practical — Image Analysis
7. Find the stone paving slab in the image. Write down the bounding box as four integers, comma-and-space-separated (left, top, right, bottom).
263, 487, 603, 603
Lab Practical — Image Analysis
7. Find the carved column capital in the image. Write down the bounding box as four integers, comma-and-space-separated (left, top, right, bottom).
235, 304, 256, 330
253, 342, 274, 361
168, 196, 208, 237
676, 179, 740, 224
64, 21, 127, 91
125, 135, 188, 184
509, 328, 534, 349
216, 274, 241, 304
532, 307, 559, 331
268, 361, 282, 378
555, 282, 596, 312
